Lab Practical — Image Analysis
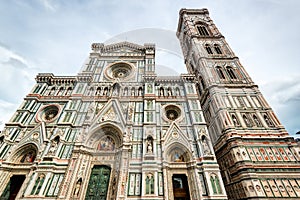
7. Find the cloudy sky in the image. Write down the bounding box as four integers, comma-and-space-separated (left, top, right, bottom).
0, 0, 299, 134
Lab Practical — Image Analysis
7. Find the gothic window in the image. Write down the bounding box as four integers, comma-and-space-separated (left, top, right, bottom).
63, 112, 72, 122
215, 66, 226, 80
31, 174, 45, 195
237, 97, 246, 107
48, 87, 56, 96
57, 87, 64, 96
226, 66, 237, 79
175, 87, 180, 96
46, 173, 64, 197
210, 173, 222, 194
197, 25, 210, 36
253, 114, 262, 127
0, 136, 4, 144
263, 114, 274, 127
147, 84, 153, 93
66, 87, 72, 95
205, 44, 213, 54
159, 87, 164, 96
199, 173, 208, 195
243, 114, 252, 127
231, 114, 239, 126
214, 44, 222, 54
123, 87, 128, 96
13, 112, 22, 122
95, 87, 101, 95
131, 88, 135, 96
128, 173, 141, 196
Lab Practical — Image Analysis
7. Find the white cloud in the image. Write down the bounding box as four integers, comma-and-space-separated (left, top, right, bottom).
0, 0, 299, 134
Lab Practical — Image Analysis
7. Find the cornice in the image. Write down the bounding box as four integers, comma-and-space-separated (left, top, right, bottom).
91, 41, 155, 54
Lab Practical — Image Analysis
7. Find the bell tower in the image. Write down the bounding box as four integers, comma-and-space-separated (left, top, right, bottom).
177, 8, 300, 199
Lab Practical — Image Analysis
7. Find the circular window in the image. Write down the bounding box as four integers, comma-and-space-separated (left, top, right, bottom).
164, 105, 181, 121
104, 62, 135, 80
39, 105, 59, 122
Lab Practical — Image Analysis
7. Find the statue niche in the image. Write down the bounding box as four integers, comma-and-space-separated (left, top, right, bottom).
146, 136, 153, 154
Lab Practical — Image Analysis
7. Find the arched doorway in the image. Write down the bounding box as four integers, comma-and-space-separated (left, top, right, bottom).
164, 144, 193, 200
85, 165, 111, 200
172, 174, 190, 200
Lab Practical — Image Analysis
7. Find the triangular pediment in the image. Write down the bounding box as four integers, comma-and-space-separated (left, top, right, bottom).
162, 122, 191, 151
16, 122, 48, 150
89, 99, 126, 131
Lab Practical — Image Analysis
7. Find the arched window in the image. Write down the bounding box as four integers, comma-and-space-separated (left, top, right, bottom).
96, 87, 101, 95
253, 114, 261, 127
167, 87, 172, 96
210, 173, 222, 194
226, 66, 237, 79
123, 87, 128, 96
216, 66, 226, 79
31, 174, 45, 195
159, 87, 164, 96
197, 25, 210, 36
57, 87, 64, 96
175, 87, 181, 96
231, 114, 239, 126
214, 44, 222, 54
243, 114, 252, 127
48, 87, 56, 96
66, 87, 72, 95
103, 87, 108, 96
263, 114, 274, 127
205, 44, 213, 54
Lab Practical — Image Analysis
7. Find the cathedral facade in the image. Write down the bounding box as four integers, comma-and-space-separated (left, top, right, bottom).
0, 8, 299, 200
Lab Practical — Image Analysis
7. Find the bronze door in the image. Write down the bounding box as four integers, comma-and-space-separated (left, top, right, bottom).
85, 165, 111, 200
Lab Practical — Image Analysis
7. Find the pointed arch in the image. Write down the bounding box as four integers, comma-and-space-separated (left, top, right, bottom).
215, 66, 226, 79
196, 24, 210, 36
226, 66, 237, 79
165, 142, 192, 163
205, 44, 213, 54
10, 143, 38, 163
85, 123, 123, 149
214, 44, 222, 54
